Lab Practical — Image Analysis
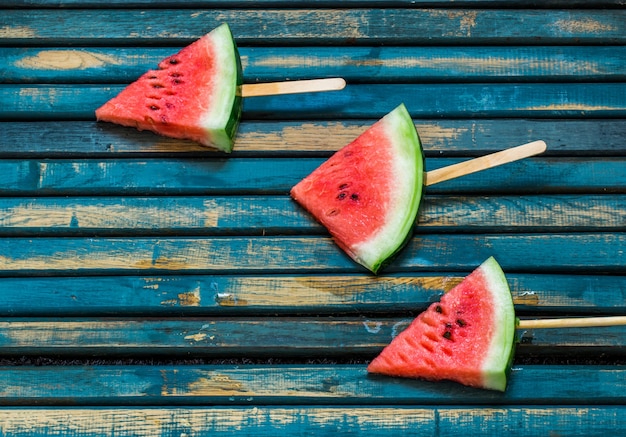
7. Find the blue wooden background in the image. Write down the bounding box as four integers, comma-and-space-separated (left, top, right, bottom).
0, 0, 625, 435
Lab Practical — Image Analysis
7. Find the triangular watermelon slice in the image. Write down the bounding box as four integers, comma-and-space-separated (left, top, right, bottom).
367, 257, 516, 391
290, 104, 424, 273
96, 23, 242, 152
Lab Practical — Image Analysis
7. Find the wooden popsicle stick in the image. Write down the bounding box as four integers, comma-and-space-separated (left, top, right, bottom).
240, 77, 346, 98
424, 140, 548, 186
517, 316, 626, 329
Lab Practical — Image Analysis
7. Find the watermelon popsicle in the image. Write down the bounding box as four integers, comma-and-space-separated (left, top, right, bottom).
367, 256, 626, 391
95, 23, 345, 152
290, 104, 547, 274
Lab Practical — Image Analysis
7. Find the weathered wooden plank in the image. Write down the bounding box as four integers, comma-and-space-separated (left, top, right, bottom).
1, 120, 625, 156
417, 195, 626, 232
0, 158, 310, 196
516, 325, 626, 354
0, 272, 623, 316
0, 234, 623, 275
0, 158, 623, 196
5, 0, 626, 7
0, 195, 624, 236
0, 364, 623, 405
0, 318, 622, 356
4, 46, 626, 84
2, 9, 626, 46
3, 83, 626, 120
0, 406, 623, 437
243, 83, 626, 119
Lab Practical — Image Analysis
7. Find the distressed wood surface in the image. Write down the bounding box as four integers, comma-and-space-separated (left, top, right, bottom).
2, 120, 626, 156
0, 318, 622, 357
3, 9, 626, 46
0, 195, 624, 235
0, 406, 623, 437
1, 0, 625, 435
0, 272, 623, 316
0, 157, 623, 195
0, 364, 623, 405
3, 83, 626, 120
5, 0, 626, 6
1, 234, 625, 275
4, 46, 626, 84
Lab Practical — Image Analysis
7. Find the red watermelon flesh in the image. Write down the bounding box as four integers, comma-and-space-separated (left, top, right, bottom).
367, 257, 516, 391
95, 23, 242, 152
290, 104, 424, 273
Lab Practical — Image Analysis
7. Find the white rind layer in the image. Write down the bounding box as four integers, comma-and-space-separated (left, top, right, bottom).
198, 23, 241, 151
478, 256, 517, 391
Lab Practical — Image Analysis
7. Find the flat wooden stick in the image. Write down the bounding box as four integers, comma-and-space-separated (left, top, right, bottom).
241, 77, 346, 98
518, 316, 626, 329
424, 140, 547, 186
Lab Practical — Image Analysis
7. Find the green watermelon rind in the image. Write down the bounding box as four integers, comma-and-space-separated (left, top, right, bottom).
197, 23, 243, 152
477, 256, 517, 391
354, 104, 424, 273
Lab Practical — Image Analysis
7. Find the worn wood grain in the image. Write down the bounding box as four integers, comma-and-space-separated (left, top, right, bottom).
3, 83, 626, 121
0, 233, 624, 275
2, 120, 625, 156
0, 272, 623, 316
0, 405, 623, 436
2, 9, 626, 46
4, 46, 626, 84
0, 318, 622, 357
5, 0, 626, 7
0, 157, 623, 196
1, 0, 624, 430
0, 195, 624, 236
0, 364, 623, 405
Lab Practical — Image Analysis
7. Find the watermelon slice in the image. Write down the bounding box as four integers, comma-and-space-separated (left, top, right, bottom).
290, 104, 424, 273
95, 23, 242, 152
367, 257, 516, 391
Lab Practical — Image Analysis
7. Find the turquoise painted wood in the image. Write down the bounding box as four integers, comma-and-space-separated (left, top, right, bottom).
0, 364, 623, 405
5, 0, 626, 6
4, 46, 626, 84
3, 83, 626, 120
3, 9, 626, 45
0, 272, 623, 316
1, 234, 625, 275
0, 318, 621, 356
2, 120, 626, 156
1, 0, 625, 435
0, 157, 623, 195
0, 406, 623, 437
0, 194, 624, 235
